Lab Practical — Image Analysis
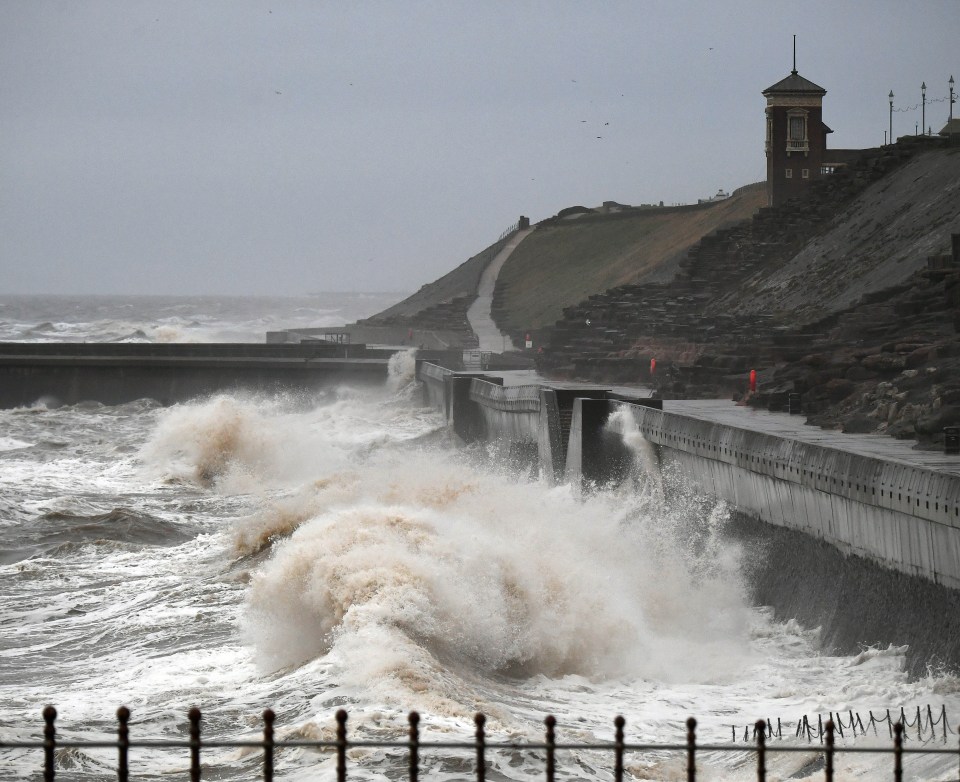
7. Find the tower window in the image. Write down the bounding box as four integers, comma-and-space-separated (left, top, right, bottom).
786, 109, 809, 153
785, 168, 793, 178
789, 116, 806, 141
802, 168, 810, 179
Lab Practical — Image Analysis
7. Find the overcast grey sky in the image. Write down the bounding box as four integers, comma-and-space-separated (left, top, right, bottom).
1, 1, 956, 296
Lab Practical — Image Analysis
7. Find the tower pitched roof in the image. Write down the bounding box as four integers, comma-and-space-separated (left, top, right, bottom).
762, 71, 827, 96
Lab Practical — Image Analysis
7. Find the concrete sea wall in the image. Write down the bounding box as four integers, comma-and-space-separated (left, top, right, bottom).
0, 343, 394, 408
417, 362, 960, 592
616, 402, 960, 589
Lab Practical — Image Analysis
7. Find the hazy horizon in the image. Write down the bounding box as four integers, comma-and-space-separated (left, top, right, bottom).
2, 1, 956, 296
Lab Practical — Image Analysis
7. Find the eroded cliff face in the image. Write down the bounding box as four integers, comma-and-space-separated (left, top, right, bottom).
715, 144, 960, 325
760, 257, 960, 445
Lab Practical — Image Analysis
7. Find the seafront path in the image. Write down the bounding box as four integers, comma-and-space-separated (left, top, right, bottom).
666, 399, 960, 474
466, 227, 535, 352
491, 368, 960, 476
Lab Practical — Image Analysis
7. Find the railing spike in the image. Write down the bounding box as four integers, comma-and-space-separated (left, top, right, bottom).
263, 708, 275, 782
43, 705, 56, 782
825, 719, 835, 782
614, 715, 625, 782
117, 706, 130, 782
894, 721, 903, 782
475, 713, 486, 782
686, 717, 697, 782
408, 711, 420, 782
755, 719, 766, 782
188, 707, 201, 782
336, 709, 348, 782
544, 715, 556, 782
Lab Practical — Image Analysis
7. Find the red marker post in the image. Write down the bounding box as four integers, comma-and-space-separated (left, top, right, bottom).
749, 369, 757, 393
650, 358, 656, 376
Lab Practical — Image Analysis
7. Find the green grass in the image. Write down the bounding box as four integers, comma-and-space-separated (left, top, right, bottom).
496, 187, 766, 331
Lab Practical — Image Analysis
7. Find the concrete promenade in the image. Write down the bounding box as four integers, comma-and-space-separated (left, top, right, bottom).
492, 378, 958, 475
666, 399, 960, 476
466, 227, 535, 352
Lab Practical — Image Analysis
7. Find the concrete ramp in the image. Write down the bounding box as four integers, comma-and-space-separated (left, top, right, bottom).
467, 227, 535, 352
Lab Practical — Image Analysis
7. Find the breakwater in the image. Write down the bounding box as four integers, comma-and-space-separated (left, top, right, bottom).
0, 342, 421, 408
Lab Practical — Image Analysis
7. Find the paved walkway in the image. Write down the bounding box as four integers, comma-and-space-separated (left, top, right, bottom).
472, 371, 960, 476
665, 399, 960, 476
466, 228, 535, 352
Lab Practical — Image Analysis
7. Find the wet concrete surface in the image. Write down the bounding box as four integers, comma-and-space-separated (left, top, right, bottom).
666, 399, 960, 476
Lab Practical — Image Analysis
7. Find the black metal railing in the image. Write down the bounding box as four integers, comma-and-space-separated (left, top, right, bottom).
4, 707, 960, 781
497, 220, 521, 242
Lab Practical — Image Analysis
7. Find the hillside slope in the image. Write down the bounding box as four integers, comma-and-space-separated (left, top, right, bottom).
491, 184, 766, 334
366, 234, 510, 321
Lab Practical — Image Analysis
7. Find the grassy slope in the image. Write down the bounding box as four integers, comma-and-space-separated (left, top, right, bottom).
495, 185, 767, 331
366, 236, 507, 321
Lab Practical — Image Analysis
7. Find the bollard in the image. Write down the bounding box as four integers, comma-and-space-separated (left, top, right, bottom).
650, 358, 656, 377
749, 369, 757, 393
788, 392, 801, 415
946, 426, 959, 455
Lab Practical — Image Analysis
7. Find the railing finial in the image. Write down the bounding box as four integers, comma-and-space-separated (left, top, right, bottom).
475, 713, 487, 782
336, 709, 348, 782
43, 706, 57, 782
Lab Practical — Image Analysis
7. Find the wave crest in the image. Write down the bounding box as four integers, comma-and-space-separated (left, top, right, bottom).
242, 454, 752, 710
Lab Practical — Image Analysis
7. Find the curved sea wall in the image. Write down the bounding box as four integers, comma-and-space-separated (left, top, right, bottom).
418, 362, 960, 590
615, 401, 960, 590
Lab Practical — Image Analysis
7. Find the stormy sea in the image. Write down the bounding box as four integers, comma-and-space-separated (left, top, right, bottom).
1, 295, 959, 781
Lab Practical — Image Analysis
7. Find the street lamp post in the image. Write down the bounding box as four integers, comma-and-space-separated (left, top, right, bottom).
951, 75, 956, 122
921, 82, 926, 135
889, 90, 894, 143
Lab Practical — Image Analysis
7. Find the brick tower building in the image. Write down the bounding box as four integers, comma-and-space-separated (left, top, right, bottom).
763, 66, 830, 207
